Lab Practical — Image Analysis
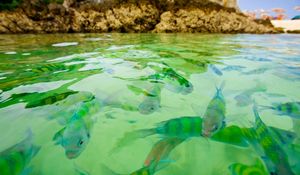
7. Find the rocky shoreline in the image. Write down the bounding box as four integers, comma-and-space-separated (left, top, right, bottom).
0, 0, 279, 34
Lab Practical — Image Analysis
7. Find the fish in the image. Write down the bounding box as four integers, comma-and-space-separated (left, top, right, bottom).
209, 64, 223, 76
138, 84, 162, 115
143, 137, 185, 167
111, 116, 202, 153
161, 67, 193, 95
234, 82, 267, 107
112, 115, 255, 154
246, 105, 296, 175
222, 65, 246, 72
25, 91, 78, 108
115, 66, 193, 95
210, 125, 249, 147
244, 57, 272, 62
30, 63, 68, 74
0, 130, 40, 175
53, 99, 101, 159
229, 159, 269, 175
260, 102, 300, 119
241, 67, 269, 75
202, 82, 226, 137
105, 137, 183, 175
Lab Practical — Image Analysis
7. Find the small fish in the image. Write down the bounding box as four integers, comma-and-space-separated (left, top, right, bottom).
26, 91, 78, 108
241, 67, 269, 75
115, 66, 193, 95
138, 84, 162, 115
105, 138, 181, 175
144, 137, 185, 167
209, 64, 223, 76
248, 105, 295, 175
234, 82, 267, 107
53, 99, 100, 159
112, 116, 256, 153
222, 65, 246, 72
30, 64, 68, 74
161, 67, 193, 95
229, 159, 269, 175
202, 82, 226, 137
260, 102, 300, 119
111, 116, 202, 153
245, 57, 272, 62
0, 130, 40, 175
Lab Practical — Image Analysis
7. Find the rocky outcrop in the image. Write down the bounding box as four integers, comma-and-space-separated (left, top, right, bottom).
154, 8, 275, 33
0, 0, 278, 34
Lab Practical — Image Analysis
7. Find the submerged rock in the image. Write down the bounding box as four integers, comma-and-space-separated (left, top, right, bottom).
0, 0, 278, 34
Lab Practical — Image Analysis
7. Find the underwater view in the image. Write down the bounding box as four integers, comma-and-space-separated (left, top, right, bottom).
0, 33, 300, 175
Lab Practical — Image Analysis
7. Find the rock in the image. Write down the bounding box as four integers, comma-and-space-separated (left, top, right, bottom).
0, 0, 279, 34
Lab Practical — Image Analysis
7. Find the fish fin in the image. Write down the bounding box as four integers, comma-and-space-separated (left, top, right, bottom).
25, 129, 34, 141
31, 144, 41, 157
265, 93, 285, 98
110, 128, 156, 154
209, 64, 223, 76
269, 127, 297, 145
53, 127, 66, 145
211, 125, 249, 147
74, 163, 90, 175
20, 167, 33, 175
258, 105, 274, 111
252, 101, 260, 120
215, 81, 225, 94
221, 120, 226, 129
127, 84, 145, 95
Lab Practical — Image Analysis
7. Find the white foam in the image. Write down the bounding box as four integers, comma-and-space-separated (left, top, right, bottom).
106, 45, 135, 50
48, 52, 100, 62
52, 42, 78, 47
85, 38, 113, 41
4, 51, 17, 55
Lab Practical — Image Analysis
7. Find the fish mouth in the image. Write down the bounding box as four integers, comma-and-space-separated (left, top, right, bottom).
66, 150, 80, 159
201, 131, 211, 138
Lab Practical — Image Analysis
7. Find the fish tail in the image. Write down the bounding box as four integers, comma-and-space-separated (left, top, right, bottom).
25, 129, 33, 141
110, 128, 156, 154
18, 129, 34, 148
215, 81, 225, 96
144, 137, 184, 168
252, 102, 261, 120
258, 105, 274, 111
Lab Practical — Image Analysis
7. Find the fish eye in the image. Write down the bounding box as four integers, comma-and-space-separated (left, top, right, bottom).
78, 140, 84, 146
211, 125, 218, 132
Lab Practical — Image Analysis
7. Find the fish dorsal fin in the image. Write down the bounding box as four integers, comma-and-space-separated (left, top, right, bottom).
53, 127, 66, 145
127, 85, 145, 95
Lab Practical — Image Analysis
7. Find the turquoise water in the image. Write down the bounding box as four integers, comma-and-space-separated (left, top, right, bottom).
0, 34, 299, 175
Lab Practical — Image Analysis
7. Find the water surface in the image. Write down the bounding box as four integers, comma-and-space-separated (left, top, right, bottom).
0, 34, 299, 175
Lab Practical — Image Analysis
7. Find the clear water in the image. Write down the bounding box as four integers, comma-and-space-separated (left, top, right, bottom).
0, 34, 299, 175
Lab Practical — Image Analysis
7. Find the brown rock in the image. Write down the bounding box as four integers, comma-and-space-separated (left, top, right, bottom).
0, 0, 279, 34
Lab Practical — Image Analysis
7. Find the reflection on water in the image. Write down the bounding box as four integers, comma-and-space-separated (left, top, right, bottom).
0, 33, 300, 175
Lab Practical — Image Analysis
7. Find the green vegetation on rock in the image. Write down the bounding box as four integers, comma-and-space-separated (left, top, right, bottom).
0, 0, 22, 10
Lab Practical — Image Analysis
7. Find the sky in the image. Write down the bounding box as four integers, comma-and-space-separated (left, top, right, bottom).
239, 0, 300, 19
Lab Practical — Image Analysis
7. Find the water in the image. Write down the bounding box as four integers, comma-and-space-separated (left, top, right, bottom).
0, 33, 299, 175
